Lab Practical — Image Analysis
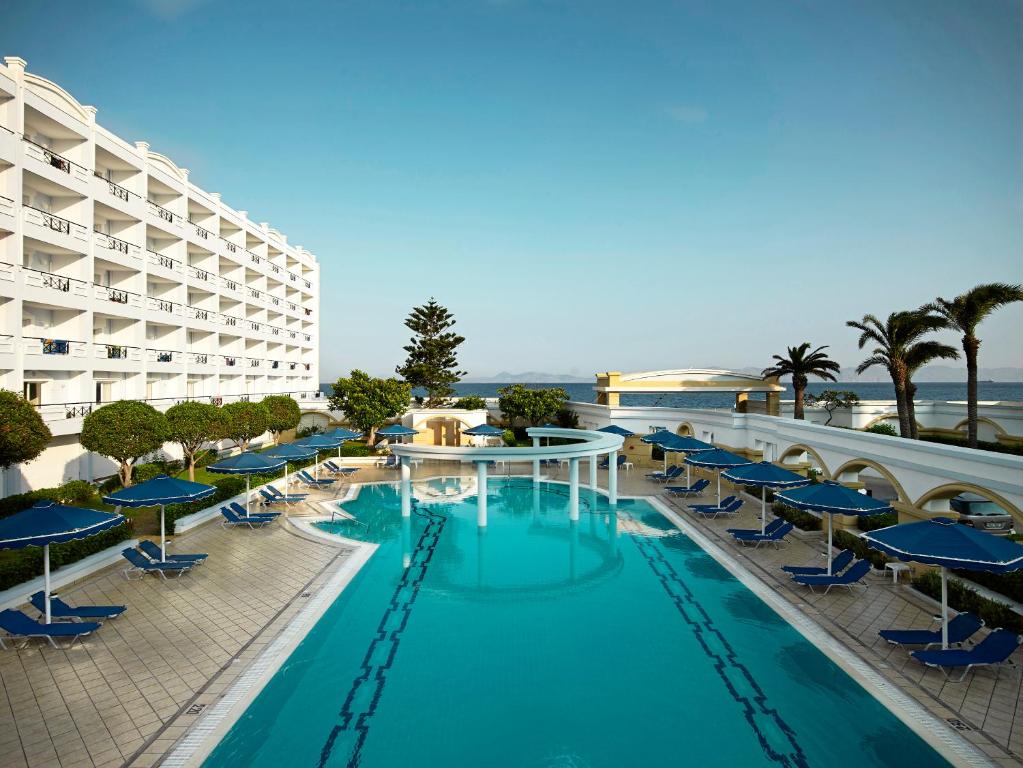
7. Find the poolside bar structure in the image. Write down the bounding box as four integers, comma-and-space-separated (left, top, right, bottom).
390, 427, 626, 526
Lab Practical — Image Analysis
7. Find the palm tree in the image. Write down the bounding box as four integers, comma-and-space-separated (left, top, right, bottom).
846, 311, 950, 438
761, 343, 841, 420
924, 283, 1023, 448
903, 339, 959, 439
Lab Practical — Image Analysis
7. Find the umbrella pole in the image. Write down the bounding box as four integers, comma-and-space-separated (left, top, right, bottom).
717, 472, 721, 506
160, 504, 166, 562
43, 544, 51, 624
827, 515, 834, 575
941, 566, 949, 650
246, 476, 251, 517
761, 487, 767, 535
687, 462, 692, 487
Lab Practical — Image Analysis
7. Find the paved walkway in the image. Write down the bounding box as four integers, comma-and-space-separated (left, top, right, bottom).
2, 460, 1023, 767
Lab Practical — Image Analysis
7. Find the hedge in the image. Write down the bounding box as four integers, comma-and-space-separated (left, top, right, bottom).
921, 434, 1023, 457
856, 512, 898, 532
951, 569, 1023, 605
833, 529, 888, 569
0, 479, 99, 520
165, 476, 248, 533
772, 502, 821, 531
913, 570, 1023, 633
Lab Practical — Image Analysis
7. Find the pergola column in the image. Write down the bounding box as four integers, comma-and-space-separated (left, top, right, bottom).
608, 450, 618, 505
568, 458, 580, 521
589, 454, 598, 490
477, 460, 488, 527
532, 437, 541, 483
400, 457, 411, 518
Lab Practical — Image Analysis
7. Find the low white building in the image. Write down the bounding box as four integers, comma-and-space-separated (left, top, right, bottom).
0, 56, 321, 492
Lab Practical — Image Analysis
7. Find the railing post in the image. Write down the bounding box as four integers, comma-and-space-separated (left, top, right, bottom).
476, 460, 488, 527
608, 450, 618, 506
400, 457, 411, 518
568, 457, 579, 521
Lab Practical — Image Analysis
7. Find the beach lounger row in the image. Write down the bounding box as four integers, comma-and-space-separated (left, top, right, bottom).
646, 466, 682, 483
324, 461, 360, 479
727, 517, 794, 548
221, 504, 281, 529
664, 478, 709, 498
1, 593, 128, 649
689, 495, 743, 518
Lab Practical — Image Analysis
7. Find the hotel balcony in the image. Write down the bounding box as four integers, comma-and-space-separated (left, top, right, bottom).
91, 175, 145, 220
146, 249, 185, 280
186, 262, 216, 289
22, 336, 90, 371
187, 351, 217, 374
93, 283, 145, 319
0, 194, 15, 232
93, 230, 143, 269
22, 138, 91, 194
0, 333, 14, 370
145, 348, 183, 372
34, 401, 95, 437
22, 267, 91, 309
186, 303, 219, 331
0, 124, 17, 166
146, 294, 185, 319
23, 206, 89, 253
92, 342, 142, 369
146, 199, 185, 233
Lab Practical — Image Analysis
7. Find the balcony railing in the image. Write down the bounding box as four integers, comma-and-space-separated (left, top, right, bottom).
249, 358, 260, 368
147, 200, 183, 226
189, 265, 212, 282
147, 249, 184, 273
249, 251, 261, 264
147, 349, 175, 363
222, 238, 238, 254
94, 230, 140, 258
94, 284, 143, 308
271, 360, 279, 369
249, 321, 260, 331
248, 288, 261, 299
23, 206, 88, 242
190, 352, 209, 364
190, 221, 212, 240
189, 306, 212, 322
223, 315, 239, 327
95, 175, 140, 204
94, 343, 141, 361
22, 266, 90, 297
270, 327, 280, 337
222, 277, 240, 292
224, 356, 237, 367
146, 296, 182, 315
23, 337, 88, 359
288, 272, 297, 283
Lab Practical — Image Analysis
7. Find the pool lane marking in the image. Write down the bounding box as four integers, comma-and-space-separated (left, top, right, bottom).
648, 496, 994, 768
317, 500, 448, 768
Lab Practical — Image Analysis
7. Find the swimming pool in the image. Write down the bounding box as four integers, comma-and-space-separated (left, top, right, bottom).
204, 478, 952, 767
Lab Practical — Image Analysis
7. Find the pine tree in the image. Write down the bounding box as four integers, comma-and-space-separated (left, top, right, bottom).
396, 299, 467, 406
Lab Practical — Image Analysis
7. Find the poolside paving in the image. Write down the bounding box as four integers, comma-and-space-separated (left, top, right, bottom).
2, 460, 1023, 767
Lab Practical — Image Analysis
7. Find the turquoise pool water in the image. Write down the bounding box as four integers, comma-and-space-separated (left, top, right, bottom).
204, 478, 950, 768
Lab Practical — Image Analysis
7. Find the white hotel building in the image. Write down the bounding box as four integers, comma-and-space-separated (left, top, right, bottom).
0, 57, 320, 492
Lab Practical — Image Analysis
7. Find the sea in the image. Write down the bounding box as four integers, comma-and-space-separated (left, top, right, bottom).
319, 381, 1023, 409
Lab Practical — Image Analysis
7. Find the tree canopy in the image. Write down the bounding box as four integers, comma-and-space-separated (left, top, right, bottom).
166, 401, 225, 481
221, 401, 270, 451
261, 394, 302, 440
804, 390, 860, 426
329, 370, 411, 442
0, 390, 52, 470
497, 384, 569, 427
396, 298, 466, 406
762, 343, 840, 420
80, 401, 168, 486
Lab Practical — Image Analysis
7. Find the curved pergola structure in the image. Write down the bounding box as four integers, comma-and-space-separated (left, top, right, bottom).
390, 427, 626, 526
594, 369, 783, 413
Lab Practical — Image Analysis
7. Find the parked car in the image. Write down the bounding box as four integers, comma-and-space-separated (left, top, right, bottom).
951, 493, 1014, 535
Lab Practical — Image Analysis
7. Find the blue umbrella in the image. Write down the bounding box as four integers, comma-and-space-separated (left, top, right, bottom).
684, 449, 753, 505
640, 429, 675, 446
376, 424, 418, 437
722, 462, 811, 534
208, 452, 287, 516
295, 435, 346, 480
264, 443, 319, 491
321, 427, 362, 441
661, 434, 715, 481
775, 481, 892, 575
464, 423, 504, 438
863, 518, 1023, 648
0, 502, 125, 623
105, 475, 215, 562
597, 424, 634, 437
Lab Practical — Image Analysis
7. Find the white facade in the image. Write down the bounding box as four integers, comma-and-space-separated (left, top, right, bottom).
0, 57, 320, 491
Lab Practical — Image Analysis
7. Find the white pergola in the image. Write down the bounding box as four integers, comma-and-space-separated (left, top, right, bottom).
390, 427, 626, 526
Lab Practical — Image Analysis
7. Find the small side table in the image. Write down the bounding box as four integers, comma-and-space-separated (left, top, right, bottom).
885, 562, 910, 584
622, 462, 634, 473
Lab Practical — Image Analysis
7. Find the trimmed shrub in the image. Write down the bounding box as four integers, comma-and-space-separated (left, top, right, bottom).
856, 512, 898, 532
913, 570, 1023, 633
339, 441, 372, 457
772, 502, 821, 531
864, 423, 898, 437
132, 463, 165, 484
921, 433, 1023, 457
452, 396, 487, 411
833, 529, 887, 569
951, 569, 1023, 605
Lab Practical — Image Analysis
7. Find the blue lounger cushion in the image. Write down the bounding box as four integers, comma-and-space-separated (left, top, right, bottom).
266, 484, 308, 499
0, 609, 102, 649
782, 549, 855, 576
791, 559, 872, 591
122, 548, 191, 578
259, 489, 305, 505
138, 540, 207, 564
880, 613, 984, 648
727, 518, 785, 537
229, 502, 280, 520
911, 629, 1022, 680
298, 470, 335, 485
30, 592, 126, 621
220, 507, 275, 528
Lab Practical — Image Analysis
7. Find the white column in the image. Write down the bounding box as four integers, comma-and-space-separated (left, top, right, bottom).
589, 455, 598, 490
477, 460, 488, 527
568, 458, 579, 521
532, 437, 541, 484
400, 457, 411, 518
608, 450, 618, 505
43, 544, 51, 624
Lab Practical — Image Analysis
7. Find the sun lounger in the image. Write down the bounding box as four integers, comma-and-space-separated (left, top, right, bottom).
880, 613, 984, 649
229, 502, 280, 521
729, 521, 795, 548
689, 496, 743, 518
259, 488, 306, 507
665, 478, 710, 498
0, 609, 102, 649
646, 466, 681, 483
267, 484, 308, 500
121, 548, 192, 579
324, 461, 360, 478
782, 549, 855, 577
138, 540, 208, 566
377, 455, 399, 469
220, 506, 276, 529
727, 517, 786, 538
790, 559, 872, 593
297, 469, 335, 487
29, 592, 126, 622
911, 629, 1023, 681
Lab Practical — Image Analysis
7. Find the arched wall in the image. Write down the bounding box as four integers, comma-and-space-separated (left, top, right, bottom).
914, 483, 1023, 521
831, 458, 910, 503
778, 443, 831, 478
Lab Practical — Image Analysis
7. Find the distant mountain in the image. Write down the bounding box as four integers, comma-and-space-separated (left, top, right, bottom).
463, 371, 592, 383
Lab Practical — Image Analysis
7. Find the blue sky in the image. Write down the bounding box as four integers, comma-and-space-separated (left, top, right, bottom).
4, 0, 1022, 379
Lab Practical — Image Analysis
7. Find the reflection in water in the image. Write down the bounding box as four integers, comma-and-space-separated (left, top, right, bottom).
722, 590, 786, 628
776, 642, 855, 702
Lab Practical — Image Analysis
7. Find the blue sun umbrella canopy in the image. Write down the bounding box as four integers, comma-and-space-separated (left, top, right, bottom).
683, 449, 752, 505
463, 424, 505, 436
0, 501, 125, 624
775, 481, 892, 575
662, 434, 715, 453
597, 424, 634, 437
722, 462, 811, 534
263, 443, 319, 461
321, 427, 362, 441
376, 424, 419, 437
208, 452, 287, 517
295, 435, 346, 449
105, 475, 215, 561
641, 429, 676, 446
863, 518, 1023, 649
